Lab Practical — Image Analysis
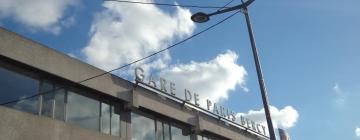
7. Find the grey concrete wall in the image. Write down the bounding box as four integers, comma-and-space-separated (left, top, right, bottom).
0, 106, 123, 140
198, 117, 259, 140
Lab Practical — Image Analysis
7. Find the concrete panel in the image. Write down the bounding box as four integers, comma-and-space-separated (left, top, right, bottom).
198, 117, 262, 140
133, 87, 196, 125
0, 27, 131, 102
0, 106, 123, 140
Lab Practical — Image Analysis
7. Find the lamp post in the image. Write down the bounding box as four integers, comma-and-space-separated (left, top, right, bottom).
191, 0, 276, 140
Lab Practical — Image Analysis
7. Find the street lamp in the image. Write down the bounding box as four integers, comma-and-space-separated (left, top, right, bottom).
191, 0, 277, 140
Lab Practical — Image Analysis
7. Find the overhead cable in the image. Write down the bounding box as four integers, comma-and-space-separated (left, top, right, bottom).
218, 0, 235, 11
103, 0, 231, 9
0, 10, 242, 106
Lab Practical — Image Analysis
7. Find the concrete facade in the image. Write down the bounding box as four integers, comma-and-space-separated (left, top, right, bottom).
0, 27, 266, 140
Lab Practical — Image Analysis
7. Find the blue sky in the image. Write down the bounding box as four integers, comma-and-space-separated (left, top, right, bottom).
1, 0, 360, 139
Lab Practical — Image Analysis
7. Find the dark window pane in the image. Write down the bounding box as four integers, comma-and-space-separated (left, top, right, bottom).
156, 120, 163, 140
132, 113, 155, 140
67, 91, 100, 131
0, 67, 39, 114
101, 102, 111, 134
171, 125, 190, 140
40, 81, 54, 118
54, 88, 65, 121
163, 122, 170, 140
8, 96, 39, 114
111, 105, 120, 136
41, 93, 54, 117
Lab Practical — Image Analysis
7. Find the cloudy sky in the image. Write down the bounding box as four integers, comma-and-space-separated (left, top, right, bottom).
1, 0, 360, 139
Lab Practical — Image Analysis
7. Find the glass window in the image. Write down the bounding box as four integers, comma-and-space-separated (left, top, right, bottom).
163, 122, 170, 140
39, 82, 66, 121
40, 81, 54, 118
0, 63, 125, 136
155, 120, 170, 140
101, 102, 111, 134
54, 88, 66, 121
111, 105, 121, 136
132, 113, 155, 140
197, 135, 211, 140
67, 91, 100, 131
171, 125, 190, 140
0, 66, 40, 114
156, 120, 163, 140
0, 63, 124, 136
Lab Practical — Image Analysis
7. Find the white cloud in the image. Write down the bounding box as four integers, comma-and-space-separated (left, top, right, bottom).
0, 0, 80, 34
333, 83, 346, 105
80, 1, 246, 114
61, 15, 77, 28
236, 106, 299, 129
82, 0, 195, 71
160, 50, 248, 107
356, 127, 360, 137
333, 83, 341, 93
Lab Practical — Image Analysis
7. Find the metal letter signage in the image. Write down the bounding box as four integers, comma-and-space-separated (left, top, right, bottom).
134, 67, 267, 136
135, 67, 145, 82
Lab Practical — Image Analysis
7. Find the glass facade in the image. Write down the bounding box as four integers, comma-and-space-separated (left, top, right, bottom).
40, 81, 55, 118
54, 87, 66, 120
156, 120, 164, 140
155, 119, 172, 140
171, 125, 190, 140
132, 112, 192, 140
100, 102, 121, 136
163, 122, 170, 140
111, 105, 121, 136
0, 61, 226, 140
101, 102, 111, 134
132, 113, 156, 140
197, 135, 212, 140
0, 63, 121, 137
67, 91, 100, 131
0, 66, 39, 114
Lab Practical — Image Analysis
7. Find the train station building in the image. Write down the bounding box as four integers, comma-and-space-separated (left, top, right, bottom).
0, 27, 268, 140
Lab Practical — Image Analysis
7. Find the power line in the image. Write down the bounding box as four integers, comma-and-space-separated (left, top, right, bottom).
0, 10, 241, 106
218, 0, 236, 11
104, 0, 231, 9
